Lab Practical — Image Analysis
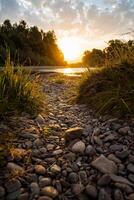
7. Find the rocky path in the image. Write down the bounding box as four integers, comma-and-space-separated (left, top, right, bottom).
0, 74, 134, 200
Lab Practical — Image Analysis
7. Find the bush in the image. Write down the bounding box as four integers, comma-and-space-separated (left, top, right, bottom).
0, 56, 44, 117
77, 63, 134, 117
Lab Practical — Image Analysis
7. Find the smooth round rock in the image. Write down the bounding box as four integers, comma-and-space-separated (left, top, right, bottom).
68, 172, 79, 183
71, 141, 85, 154
41, 186, 58, 198
86, 184, 98, 198
35, 165, 46, 175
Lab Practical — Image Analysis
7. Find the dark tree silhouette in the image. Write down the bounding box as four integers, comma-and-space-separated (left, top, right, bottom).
0, 20, 66, 66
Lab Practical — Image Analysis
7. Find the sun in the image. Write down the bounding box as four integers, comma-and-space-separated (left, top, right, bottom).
58, 37, 82, 62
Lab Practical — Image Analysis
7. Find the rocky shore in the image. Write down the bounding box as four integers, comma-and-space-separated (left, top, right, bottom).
0, 74, 134, 200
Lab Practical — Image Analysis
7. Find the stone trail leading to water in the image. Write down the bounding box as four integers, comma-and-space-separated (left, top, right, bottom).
0, 74, 134, 200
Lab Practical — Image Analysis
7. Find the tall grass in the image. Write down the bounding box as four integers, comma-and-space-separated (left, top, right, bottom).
0, 55, 44, 117
78, 41, 134, 117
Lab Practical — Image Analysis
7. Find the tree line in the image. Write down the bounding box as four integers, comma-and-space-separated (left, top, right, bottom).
0, 20, 66, 66
82, 39, 134, 67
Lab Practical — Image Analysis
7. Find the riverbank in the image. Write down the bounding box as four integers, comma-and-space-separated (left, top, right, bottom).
0, 74, 134, 200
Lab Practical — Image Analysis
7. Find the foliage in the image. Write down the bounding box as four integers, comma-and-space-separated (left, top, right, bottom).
78, 40, 134, 117
77, 63, 134, 117
82, 40, 134, 68
104, 39, 134, 67
0, 19, 66, 66
0, 54, 44, 117
82, 49, 105, 67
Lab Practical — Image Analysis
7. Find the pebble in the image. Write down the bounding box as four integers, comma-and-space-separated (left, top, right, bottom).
18, 192, 29, 200
50, 164, 61, 173
91, 155, 117, 174
64, 127, 83, 143
128, 193, 134, 200
114, 189, 124, 200
68, 172, 79, 183
85, 145, 94, 156
71, 140, 85, 154
127, 164, 134, 173
97, 174, 111, 186
0, 186, 5, 197
6, 189, 21, 200
38, 197, 53, 200
115, 150, 129, 159
115, 183, 133, 194
5, 179, 21, 193
72, 184, 84, 195
39, 178, 52, 187
98, 188, 112, 200
35, 165, 46, 175
30, 182, 40, 196
118, 126, 130, 135
41, 186, 58, 198
108, 154, 121, 164
86, 184, 98, 198
7, 162, 24, 173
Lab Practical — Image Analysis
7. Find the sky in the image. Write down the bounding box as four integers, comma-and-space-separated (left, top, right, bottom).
0, 0, 134, 62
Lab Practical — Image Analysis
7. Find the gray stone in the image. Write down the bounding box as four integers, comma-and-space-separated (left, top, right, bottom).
79, 171, 88, 185
108, 154, 121, 164
71, 140, 85, 154
104, 134, 116, 142
127, 164, 134, 173
20, 133, 39, 139
97, 174, 111, 186
85, 145, 94, 156
98, 188, 112, 200
35, 165, 46, 175
72, 184, 84, 195
5, 179, 21, 193
7, 162, 24, 173
114, 189, 124, 200
64, 127, 83, 143
39, 178, 52, 187
110, 174, 134, 187
34, 139, 43, 147
128, 193, 134, 200
91, 155, 117, 174
30, 182, 40, 196
110, 144, 123, 152
86, 184, 98, 198
68, 172, 79, 183
46, 144, 55, 151
38, 197, 53, 200
115, 150, 129, 159
6, 189, 21, 200
18, 192, 29, 200
115, 183, 133, 194
64, 152, 76, 162
0, 186, 5, 197
53, 149, 63, 155
128, 174, 134, 183
41, 186, 58, 198
118, 126, 130, 135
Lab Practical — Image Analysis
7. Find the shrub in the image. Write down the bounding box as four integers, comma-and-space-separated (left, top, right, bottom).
0, 55, 44, 117
77, 63, 134, 117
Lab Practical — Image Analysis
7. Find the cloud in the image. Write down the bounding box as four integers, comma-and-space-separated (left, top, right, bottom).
0, 0, 134, 54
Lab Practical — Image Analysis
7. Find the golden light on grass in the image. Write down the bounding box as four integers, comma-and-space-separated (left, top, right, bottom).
59, 37, 82, 62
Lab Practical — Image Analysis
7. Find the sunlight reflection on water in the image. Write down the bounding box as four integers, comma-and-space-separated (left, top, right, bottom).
63, 68, 86, 76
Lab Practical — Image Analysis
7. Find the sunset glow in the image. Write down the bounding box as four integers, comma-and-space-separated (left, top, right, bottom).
58, 37, 82, 62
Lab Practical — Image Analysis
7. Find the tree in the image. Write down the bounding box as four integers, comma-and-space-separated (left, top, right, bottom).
82, 49, 105, 67
0, 19, 66, 66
